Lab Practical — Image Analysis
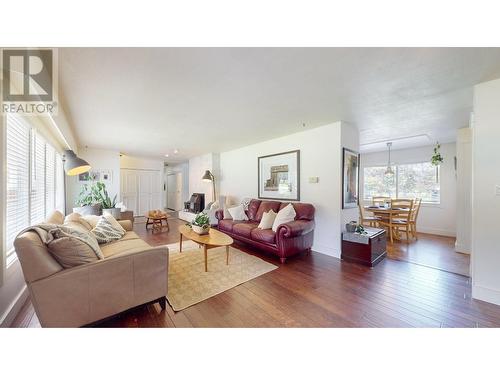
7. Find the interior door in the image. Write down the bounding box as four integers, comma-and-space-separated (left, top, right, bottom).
120, 169, 138, 214
138, 170, 153, 216
167, 173, 182, 210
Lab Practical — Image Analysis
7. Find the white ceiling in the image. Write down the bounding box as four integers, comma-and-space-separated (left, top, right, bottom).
59, 48, 500, 160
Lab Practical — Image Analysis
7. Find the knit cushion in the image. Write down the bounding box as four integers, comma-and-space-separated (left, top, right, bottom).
91, 216, 125, 244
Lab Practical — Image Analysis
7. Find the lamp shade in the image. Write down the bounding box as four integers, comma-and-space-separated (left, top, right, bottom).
202, 170, 214, 181
64, 150, 92, 176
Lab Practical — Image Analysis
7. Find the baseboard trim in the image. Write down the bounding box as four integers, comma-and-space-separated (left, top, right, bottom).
417, 227, 456, 237
472, 284, 500, 306
0, 285, 29, 328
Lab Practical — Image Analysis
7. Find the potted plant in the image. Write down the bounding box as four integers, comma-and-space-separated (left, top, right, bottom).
74, 179, 102, 215
431, 142, 444, 166
95, 182, 119, 218
187, 212, 210, 235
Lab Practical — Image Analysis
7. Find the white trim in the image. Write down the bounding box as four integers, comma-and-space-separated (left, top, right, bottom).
0, 285, 28, 327
472, 284, 500, 306
416, 226, 456, 237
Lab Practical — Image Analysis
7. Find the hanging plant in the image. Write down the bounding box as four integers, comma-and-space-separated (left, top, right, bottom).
431, 142, 444, 166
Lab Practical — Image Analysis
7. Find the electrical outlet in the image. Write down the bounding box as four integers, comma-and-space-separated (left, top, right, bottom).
309, 177, 319, 183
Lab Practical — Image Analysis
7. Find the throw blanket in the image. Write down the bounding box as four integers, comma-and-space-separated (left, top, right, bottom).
16, 224, 103, 259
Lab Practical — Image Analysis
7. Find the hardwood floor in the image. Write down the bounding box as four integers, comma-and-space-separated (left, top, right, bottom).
386, 233, 470, 276
11, 217, 497, 328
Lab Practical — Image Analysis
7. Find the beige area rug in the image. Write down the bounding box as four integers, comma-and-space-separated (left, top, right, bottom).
166, 240, 278, 311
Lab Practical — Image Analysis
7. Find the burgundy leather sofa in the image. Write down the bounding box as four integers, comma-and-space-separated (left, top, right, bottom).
215, 199, 315, 263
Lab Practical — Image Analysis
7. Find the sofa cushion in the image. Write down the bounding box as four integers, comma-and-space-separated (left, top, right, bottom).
251, 228, 276, 244
218, 219, 244, 233
64, 212, 93, 231
100, 237, 151, 258
232, 222, 258, 237
47, 236, 100, 268
255, 201, 281, 221
46, 210, 64, 225
246, 199, 262, 221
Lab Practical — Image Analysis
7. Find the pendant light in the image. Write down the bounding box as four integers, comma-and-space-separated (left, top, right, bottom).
384, 142, 395, 176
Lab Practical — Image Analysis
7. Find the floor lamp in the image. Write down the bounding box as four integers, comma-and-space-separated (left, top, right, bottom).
201, 170, 216, 203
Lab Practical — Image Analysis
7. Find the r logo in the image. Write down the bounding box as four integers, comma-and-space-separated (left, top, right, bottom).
2, 49, 53, 101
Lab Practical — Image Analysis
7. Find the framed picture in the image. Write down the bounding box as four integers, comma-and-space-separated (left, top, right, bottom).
78, 170, 100, 183
342, 148, 360, 209
101, 170, 112, 183
258, 150, 300, 201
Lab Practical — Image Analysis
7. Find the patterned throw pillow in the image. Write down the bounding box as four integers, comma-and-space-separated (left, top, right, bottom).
91, 216, 125, 244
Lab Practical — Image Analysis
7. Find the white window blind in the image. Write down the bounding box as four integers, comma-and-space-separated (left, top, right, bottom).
45, 143, 56, 217
5, 116, 30, 253
30, 130, 46, 225
4, 114, 66, 266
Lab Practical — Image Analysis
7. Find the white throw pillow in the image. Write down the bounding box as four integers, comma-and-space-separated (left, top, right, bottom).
227, 204, 249, 221
258, 210, 277, 229
82, 215, 101, 228
103, 213, 126, 234
272, 204, 296, 232
223, 205, 236, 219
91, 216, 125, 244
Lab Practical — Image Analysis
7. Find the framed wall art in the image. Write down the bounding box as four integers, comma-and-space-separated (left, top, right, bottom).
258, 150, 300, 201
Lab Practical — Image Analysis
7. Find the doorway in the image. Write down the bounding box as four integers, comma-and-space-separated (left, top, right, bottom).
167, 172, 183, 211
120, 168, 162, 216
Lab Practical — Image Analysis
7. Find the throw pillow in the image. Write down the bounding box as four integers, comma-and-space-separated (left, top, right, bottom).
223, 205, 237, 219
103, 213, 126, 235
46, 210, 64, 225
258, 209, 277, 230
272, 204, 296, 232
47, 236, 100, 268
228, 204, 249, 221
91, 216, 125, 244
64, 212, 93, 231
82, 215, 101, 228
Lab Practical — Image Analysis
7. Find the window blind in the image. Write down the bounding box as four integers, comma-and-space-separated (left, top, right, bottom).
5, 116, 30, 252
55, 153, 65, 213
45, 143, 56, 217
30, 130, 46, 225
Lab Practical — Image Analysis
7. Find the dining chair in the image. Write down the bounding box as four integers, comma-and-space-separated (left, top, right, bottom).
372, 196, 391, 206
409, 198, 422, 239
358, 204, 379, 227
376, 199, 414, 243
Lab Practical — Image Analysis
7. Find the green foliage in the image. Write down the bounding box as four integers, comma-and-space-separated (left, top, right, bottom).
355, 224, 367, 235
187, 212, 210, 229
75, 176, 116, 208
431, 142, 444, 166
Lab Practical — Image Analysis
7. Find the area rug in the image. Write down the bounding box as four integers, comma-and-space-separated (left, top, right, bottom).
166, 240, 278, 311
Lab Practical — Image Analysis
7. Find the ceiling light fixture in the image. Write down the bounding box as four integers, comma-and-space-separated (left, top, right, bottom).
63, 150, 92, 176
384, 142, 395, 176
173, 149, 179, 154
165, 154, 169, 158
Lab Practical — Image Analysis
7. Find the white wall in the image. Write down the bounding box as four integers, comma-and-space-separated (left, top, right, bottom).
471, 78, 500, 305
219, 122, 356, 258
66, 148, 121, 214
360, 143, 457, 237
456, 128, 473, 254
189, 153, 220, 204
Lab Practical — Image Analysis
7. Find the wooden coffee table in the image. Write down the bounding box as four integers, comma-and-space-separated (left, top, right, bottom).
178, 225, 234, 272
146, 214, 169, 232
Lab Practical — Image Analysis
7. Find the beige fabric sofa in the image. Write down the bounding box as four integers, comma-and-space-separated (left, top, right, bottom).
14, 212, 169, 327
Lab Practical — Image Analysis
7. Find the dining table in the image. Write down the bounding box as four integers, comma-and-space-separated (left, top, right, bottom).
363, 205, 411, 241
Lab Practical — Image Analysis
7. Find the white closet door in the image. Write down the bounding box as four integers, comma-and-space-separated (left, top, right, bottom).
151, 171, 162, 210
138, 171, 152, 216
121, 169, 138, 214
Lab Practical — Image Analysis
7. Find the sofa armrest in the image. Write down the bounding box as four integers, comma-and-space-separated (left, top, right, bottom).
215, 209, 224, 221
30, 245, 168, 327
277, 220, 315, 238
118, 219, 133, 231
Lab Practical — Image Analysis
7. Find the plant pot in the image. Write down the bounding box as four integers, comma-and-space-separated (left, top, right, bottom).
346, 221, 357, 233
192, 225, 209, 235
73, 204, 102, 216
103, 208, 121, 218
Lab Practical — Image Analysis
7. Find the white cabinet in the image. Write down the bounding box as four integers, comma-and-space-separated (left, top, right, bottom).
120, 168, 162, 216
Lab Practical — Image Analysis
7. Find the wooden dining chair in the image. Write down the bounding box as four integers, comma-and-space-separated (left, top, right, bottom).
409, 198, 422, 240
372, 196, 391, 206
376, 199, 414, 243
358, 204, 378, 227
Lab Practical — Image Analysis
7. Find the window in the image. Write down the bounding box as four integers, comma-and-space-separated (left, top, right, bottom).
5, 115, 65, 265
363, 162, 440, 204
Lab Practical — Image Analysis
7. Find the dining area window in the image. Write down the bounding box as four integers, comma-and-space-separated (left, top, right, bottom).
363, 162, 440, 204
